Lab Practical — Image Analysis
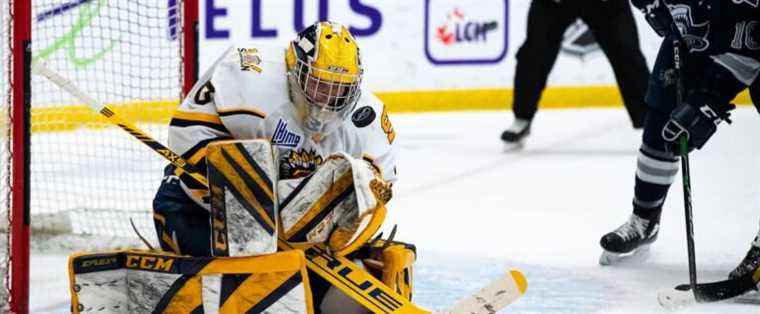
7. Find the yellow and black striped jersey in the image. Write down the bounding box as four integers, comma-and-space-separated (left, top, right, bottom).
168, 45, 398, 208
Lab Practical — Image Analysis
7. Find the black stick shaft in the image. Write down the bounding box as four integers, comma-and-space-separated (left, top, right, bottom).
681, 137, 698, 296
673, 36, 699, 299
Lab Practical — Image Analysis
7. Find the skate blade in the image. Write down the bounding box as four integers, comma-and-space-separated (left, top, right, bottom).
502, 141, 525, 152
599, 245, 651, 266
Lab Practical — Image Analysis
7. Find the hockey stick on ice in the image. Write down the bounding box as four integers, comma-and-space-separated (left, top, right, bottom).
283, 240, 527, 314
657, 267, 760, 309
672, 36, 700, 298
657, 33, 758, 310
33, 62, 528, 313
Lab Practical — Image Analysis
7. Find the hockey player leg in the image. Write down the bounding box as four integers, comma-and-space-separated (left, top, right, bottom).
501, 118, 531, 151
502, 0, 575, 150
600, 113, 674, 265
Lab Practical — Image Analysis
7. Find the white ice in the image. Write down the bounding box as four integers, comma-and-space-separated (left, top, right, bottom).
28, 107, 760, 313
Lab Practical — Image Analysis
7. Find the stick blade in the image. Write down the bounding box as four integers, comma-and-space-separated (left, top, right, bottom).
658, 273, 758, 310
444, 269, 527, 314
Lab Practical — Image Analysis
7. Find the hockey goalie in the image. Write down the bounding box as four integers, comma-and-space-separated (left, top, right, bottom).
68, 21, 416, 313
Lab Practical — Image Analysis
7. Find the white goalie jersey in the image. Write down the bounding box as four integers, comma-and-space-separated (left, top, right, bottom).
168, 45, 398, 207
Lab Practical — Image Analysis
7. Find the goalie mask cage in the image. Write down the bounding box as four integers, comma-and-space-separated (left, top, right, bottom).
1, 1, 198, 312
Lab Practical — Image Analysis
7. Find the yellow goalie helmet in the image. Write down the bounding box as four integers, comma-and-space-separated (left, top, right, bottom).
286, 21, 363, 138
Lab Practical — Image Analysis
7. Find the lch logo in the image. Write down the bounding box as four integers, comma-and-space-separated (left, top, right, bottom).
435, 8, 498, 45
425, 0, 508, 65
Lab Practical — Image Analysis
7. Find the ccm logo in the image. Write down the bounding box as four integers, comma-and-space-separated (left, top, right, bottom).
126, 255, 175, 272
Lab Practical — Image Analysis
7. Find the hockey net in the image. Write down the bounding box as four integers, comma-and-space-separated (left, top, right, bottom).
2, 0, 196, 310
1, 1, 13, 309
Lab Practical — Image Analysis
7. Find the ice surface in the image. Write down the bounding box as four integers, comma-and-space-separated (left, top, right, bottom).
29, 108, 760, 313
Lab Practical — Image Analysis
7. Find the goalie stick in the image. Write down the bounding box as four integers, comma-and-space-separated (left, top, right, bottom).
33, 62, 527, 313
657, 267, 760, 310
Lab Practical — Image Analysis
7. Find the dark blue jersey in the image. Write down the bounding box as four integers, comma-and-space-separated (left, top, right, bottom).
666, 0, 759, 60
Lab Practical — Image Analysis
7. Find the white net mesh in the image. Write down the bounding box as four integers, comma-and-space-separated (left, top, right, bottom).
30, 0, 184, 237
2, 0, 187, 307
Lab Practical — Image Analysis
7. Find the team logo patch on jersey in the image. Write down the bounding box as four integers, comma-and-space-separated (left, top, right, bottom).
271, 120, 302, 148
733, 0, 759, 8
351, 106, 376, 128
279, 149, 324, 179
669, 4, 711, 52
238, 48, 263, 73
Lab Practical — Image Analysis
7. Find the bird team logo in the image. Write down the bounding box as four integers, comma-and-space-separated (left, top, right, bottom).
279, 149, 324, 179
271, 119, 302, 148
669, 4, 711, 52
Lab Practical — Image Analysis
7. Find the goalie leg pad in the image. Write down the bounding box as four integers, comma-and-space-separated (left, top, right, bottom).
207, 139, 278, 257
69, 249, 314, 314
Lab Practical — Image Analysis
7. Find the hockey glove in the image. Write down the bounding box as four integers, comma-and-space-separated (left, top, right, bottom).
662, 92, 735, 153
630, 0, 673, 37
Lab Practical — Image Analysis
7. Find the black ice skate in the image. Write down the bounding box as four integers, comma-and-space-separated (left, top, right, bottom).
501, 118, 531, 150
599, 214, 659, 265
729, 238, 760, 282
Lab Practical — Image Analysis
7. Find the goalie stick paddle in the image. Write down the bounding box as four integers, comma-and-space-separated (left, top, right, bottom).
281, 240, 528, 314
442, 269, 528, 314
34, 62, 528, 313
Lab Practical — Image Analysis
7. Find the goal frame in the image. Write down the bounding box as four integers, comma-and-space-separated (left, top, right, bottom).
4, 1, 198, 312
